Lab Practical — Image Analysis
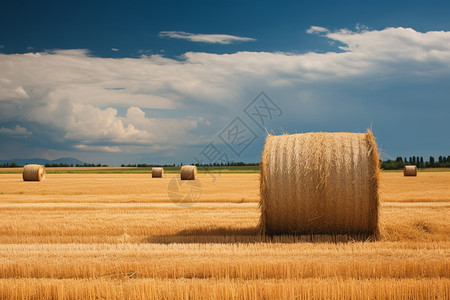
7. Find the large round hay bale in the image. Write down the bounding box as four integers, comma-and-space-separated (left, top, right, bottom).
260, 131, 380, 235
180, 165, 197, 180
152, 167, 164, 178
403, 165, 417, 176
22, 164, 46, 182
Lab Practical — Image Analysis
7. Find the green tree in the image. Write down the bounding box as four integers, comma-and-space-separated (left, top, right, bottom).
429, 156, 435, 167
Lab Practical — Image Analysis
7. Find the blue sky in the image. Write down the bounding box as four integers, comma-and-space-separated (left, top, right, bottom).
1, 0, 449, 165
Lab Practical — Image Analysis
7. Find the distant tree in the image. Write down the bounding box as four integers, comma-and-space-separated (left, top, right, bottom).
429, 156, 435, 167
439, 156, 443, 164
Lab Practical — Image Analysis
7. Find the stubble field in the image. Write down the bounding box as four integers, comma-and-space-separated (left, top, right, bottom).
0, 171, 448, 299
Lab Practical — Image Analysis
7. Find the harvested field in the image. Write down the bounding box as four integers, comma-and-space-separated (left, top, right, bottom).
0, 171, 448, 299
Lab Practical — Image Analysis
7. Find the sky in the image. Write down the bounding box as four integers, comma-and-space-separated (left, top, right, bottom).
1, 0, 449, 165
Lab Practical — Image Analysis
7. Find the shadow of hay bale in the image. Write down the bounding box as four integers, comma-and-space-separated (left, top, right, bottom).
144, 226, 377, 244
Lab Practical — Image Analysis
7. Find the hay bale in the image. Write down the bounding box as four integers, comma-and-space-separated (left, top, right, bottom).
22, 164, 46, 182
180, 165, 197, 180
152, 167, 164, 178
260, 130, 380, 235
403, 165, 417, 176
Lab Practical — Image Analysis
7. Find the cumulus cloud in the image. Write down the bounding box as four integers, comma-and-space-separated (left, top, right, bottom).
0, 85, 28, 100
159, 31, 256, 44
0, 78, 29, 100
0, 26, 449, 162
0, 125, 32, 136
66, 104, 152, 143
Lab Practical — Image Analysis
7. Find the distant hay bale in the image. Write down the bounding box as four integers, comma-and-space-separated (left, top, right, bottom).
22, 164, 46, 182
180, 165, 197, 180
152, 167, 164, 178
403, 165, 417, 176
260, 130, 380, 236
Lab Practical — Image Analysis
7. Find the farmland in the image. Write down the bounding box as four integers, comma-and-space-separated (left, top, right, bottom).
0, 171, 448, 299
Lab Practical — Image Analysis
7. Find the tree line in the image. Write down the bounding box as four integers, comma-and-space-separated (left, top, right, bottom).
381, 155, 450, 170
1, 158, 448, 169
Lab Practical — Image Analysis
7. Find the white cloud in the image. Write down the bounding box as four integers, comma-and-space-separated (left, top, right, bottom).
74, 144, 122, 152
122, 106, 200, 144
0, 78, 29, 100
47, 49, 91, 56
306, 26, 329, 34
0, 125, 32, 136
111, 48, 119, 52
355, 23, 370, 32
159, 31, 256, 44
0, 86, 28, 101
65, 104, 152, 143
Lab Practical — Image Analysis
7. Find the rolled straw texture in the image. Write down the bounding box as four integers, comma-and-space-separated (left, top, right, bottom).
403, 165, 417, 176
152, 167, 164, 178
180, 165, 197, 180
260, 131, 380, 235
22, 164, 46, 182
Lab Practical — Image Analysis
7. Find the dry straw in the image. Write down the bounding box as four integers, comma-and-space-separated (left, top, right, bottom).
152, 167, 164, 178
260, 130, 380, 236
181, 165, 197, 180
403, 165, 417, 176
22, 164, 46, 182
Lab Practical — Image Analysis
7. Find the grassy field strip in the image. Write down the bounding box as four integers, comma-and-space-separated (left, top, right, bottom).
0, 202, 447, 244
0, 202, 258, 209
1, 173, 449, 203
0, 278, 447, 299
384, 202, 450, 208
1, 242, 448, 279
